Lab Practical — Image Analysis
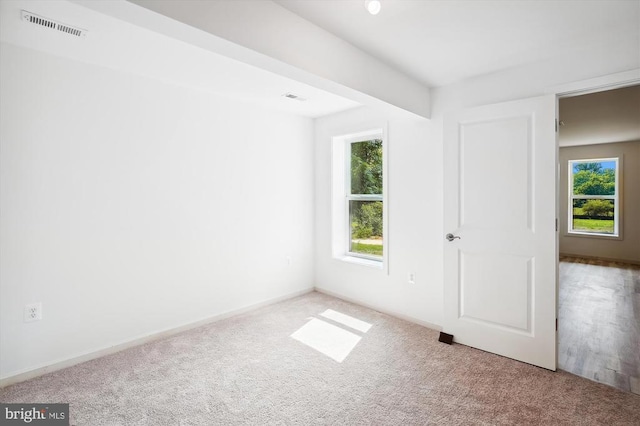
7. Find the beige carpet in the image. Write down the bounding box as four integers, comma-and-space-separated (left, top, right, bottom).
1, 292, 639, 425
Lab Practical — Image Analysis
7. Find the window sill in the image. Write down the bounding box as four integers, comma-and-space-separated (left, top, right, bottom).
565, 231, 622, 241
335, 255, 383, 270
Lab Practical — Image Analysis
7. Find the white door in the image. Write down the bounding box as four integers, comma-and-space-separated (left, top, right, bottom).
443, 95, 557, 370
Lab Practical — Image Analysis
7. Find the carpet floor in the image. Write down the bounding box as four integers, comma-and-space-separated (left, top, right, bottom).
1, 291, 639, 425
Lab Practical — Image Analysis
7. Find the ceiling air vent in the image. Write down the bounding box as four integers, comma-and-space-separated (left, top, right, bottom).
21, 10, 87, 38
283, 93, 307, 102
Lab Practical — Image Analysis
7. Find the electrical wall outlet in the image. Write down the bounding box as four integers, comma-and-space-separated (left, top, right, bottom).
24, 303, 42, 322
408, 272, 415, 284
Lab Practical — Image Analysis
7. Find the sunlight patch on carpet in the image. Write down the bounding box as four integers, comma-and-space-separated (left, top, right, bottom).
320, 309, 372, 333
291, 318, 361, 362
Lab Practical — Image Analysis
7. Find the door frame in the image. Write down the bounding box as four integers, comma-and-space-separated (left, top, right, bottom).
546, 68, 640, 369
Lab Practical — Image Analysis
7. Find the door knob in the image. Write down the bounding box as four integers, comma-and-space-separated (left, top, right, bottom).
446, 233, 461, 242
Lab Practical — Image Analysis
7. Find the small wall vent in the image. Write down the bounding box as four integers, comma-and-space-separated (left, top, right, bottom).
21, 10, 87, 38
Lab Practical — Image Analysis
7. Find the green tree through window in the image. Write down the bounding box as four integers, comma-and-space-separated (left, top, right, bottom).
569, 159, 618, 236
349, 139, 383, 257
573, 162, 615, 195
351, 140, 383, 194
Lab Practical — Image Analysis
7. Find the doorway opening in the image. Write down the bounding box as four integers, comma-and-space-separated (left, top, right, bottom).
556, 84, 640, 394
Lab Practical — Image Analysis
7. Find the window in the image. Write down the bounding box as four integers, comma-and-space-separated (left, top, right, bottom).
331, 128, 387, 268
348, 138, 383, 259
568, 158, 619, 237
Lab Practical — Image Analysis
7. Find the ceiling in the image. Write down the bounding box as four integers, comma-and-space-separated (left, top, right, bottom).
559, 85, 640, 147
2, 0, 638, 119
276, 0, 640, 88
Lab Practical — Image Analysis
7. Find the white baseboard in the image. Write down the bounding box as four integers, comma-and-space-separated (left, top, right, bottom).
0, 287, 314, 388
314, 287, 442, 332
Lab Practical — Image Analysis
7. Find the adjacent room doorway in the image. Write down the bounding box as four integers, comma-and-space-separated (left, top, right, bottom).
556, 84, 640, 394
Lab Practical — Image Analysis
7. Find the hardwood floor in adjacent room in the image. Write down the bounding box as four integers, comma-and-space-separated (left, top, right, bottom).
559, 256, 640, 394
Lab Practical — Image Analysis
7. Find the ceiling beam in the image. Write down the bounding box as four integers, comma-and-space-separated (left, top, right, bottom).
74, 0, 430, 119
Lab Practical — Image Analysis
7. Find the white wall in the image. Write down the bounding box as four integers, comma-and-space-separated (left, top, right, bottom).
0, 43, 315, 379
559, 141, 640, 264
314, 107, 442, 327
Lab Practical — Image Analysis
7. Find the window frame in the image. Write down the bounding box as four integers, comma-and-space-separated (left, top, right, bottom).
567, 157, 620, 238
331, 125, 388, 271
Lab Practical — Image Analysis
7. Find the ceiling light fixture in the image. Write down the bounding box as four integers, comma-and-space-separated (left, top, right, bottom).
365, 0, 381, 15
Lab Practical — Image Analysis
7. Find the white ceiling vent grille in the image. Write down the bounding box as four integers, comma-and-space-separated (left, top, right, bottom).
282, 93, 307, 102
21, 10, 87, 38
